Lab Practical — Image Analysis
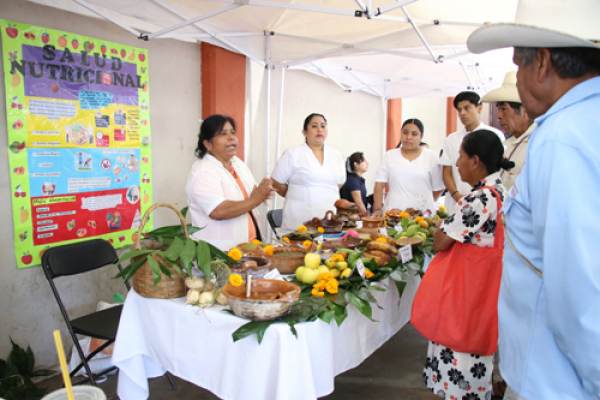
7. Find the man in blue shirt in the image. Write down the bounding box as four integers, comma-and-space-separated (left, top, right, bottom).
468, 0, 600, 399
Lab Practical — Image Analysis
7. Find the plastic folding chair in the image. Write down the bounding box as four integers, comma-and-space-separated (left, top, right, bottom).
267, 209, 283, 239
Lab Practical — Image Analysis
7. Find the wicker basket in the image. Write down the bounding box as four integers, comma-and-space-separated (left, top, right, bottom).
131, 203, 187, 299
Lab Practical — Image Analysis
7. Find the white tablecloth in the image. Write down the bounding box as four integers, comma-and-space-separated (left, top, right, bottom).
112, 274, 421, 400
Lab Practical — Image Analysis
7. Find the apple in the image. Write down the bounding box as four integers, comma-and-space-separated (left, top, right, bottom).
6, 24, 18, 38
120, 49, 126, 58
325, 258, 337, 269
317, 265, 330, 276
295, 266, 306, 281
304, 253, 321, 269
21, 253, 32, 265
101, 71, 112, 85
72, 38, 79, 49
329, 268, 341, 278
51, 83, 59, 93
299, 268, 319, 284
101, 44, 107, 54
42, 32, 50, 44
138, 52, 145, 62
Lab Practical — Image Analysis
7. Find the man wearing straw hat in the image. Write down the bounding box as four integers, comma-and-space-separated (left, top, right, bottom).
468, 0, 600, 399
481, 72, 535, 190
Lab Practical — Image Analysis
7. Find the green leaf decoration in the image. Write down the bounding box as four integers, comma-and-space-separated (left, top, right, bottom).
113, 256, 147, 280
117, 249, 154, 264
180, 238, 197, 277
196, 240, 211, 277
332, 303, 348, 325
147, 257, 162, 287
395, 280, 407, 297
207, 242, 239, 264
8, 339, 32, 376
180, 206, 189, 218
346, 292, 376, 321
158, 262, 172, 280
232, 321, 273, 343
163, 236, 184, 262
113, 293, 126, 304
318, 310, 334, 324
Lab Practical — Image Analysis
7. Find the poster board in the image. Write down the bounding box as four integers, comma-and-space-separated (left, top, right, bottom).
1, 20, 153, 268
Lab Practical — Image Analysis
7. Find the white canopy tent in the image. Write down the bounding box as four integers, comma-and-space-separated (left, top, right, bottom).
26, 0, 518, 237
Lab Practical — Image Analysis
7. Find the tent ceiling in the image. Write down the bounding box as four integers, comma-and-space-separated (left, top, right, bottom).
27, 0, 519, 97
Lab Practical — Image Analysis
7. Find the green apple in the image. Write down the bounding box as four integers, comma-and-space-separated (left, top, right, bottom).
295, 266, 306, 281
300, 268, 319, 284
304, 253, 321, 269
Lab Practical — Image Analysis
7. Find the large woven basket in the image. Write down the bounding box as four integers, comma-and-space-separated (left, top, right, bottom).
131, 203, 187, 299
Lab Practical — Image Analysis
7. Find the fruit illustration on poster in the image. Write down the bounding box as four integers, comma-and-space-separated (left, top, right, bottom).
71, 38, 79, 49
13, 167, 25, 175
76, 228, 87, 237
51, 83, 59, 93
138, 52, 145, 62
14, 184, 26, 197
67, 220, 75, 231
23, 31, 35, 40
119, 235, 126, 242
84, 41, 94, 52
9, 141, 25, 154
88, 220, 97, 229
5, 24, 18, 38
131, 232, 138, 243
101, 72, 112, 85
11, 72, 20, 87
19, 206, 28, 223
110, 48, 117, 55
18, 231, 27, 242
41, 31, 50, 44
142, 82, 148, 92
21, 253, 32, 265
120, 49, 126, 58
127, 50, 135, 60
101, 43, 107, 54
12, 120, 23, 130
57, 35, 67, 47
107, 238, 114, 244
143, 190, 149, 204
39, 246, 50, 258
11, 96, 23, 110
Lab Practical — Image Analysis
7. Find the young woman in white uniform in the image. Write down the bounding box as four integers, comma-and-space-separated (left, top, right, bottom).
271, 113, 346, 234
372, 119, 444, 216
185, 115, 274, 250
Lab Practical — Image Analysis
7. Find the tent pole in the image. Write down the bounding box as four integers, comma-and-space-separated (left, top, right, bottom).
72, 0, 141, 37
146, 4, 240, 39
382, 82, 388, 157
401, 6, 439, 63
268, 65, 286, 239
264, 33, 273, 241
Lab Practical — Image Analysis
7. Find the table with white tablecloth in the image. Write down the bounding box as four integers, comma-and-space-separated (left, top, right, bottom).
112, 273, 422, 400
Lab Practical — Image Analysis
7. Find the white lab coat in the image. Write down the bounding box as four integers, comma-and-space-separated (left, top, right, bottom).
272, 143, 345, 234
185, 154, 259, 251
374, 148, 445, 213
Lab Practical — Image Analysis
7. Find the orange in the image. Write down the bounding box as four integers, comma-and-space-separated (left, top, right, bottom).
419, 220, 429, 228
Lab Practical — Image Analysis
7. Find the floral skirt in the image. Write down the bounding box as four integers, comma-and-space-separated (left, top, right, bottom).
423, 341, 493, 400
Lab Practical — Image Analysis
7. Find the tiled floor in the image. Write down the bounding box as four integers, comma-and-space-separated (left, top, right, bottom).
41, 323, 437, 399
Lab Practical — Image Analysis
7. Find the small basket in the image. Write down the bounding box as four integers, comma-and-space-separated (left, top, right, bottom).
131, 203, 187, 299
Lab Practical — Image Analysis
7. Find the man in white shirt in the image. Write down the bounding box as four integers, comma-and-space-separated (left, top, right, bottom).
439, 91, 504, 209
481, 72, 536, 190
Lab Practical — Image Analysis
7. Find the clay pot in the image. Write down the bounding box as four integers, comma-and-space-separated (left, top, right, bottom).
229, 256, 271, 280
264, 246, 310, 274
361, 217, 386, 229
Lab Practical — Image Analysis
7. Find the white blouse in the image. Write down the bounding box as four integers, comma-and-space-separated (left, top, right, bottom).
375, 148, 444, 214
272, 143, 346, 234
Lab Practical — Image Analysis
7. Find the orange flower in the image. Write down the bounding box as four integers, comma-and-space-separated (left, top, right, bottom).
375, 237, 387, 243
331, 253, 344, 263
365, 269, 374, 279
311, 288, 325, 297
399, 212, 409, 219
438, 206, 447, 210
317, 227, 324, 234
263, 245, 274, 256
227, 248, 242, 261
313, 280, 326, 291
297, 225, 307, 232
251, 239, 261, 245
301, 240, 313, 248
415, 216, 424, 223
229, 273, 243, 287
318, 272, 333, 282
283, 237, 290, 243
325, 279, 339, 294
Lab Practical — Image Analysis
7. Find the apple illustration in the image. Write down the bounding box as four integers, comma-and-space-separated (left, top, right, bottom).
141, 120, 148, 126
119, 235, 126, 242
71, 38, 79, 49
138, 52, 145, 62
101, 71, 112, 85
21, 253, 32, 265
101, 44, 107, 54
51, 83, 59, 93
12, 120, 23, 130
120, 49, 126, 58
42, 31, 50, 44
13, 166, 25, 175
142, 157, 149, 164
5, 24, 18, 38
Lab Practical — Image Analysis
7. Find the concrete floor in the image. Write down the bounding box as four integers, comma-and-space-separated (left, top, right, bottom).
42, 323, 438, 400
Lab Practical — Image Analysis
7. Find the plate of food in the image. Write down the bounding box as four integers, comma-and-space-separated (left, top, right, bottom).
68, 123, 90, 146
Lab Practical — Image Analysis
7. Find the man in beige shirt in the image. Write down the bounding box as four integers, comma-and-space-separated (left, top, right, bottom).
481, 72, 535, 189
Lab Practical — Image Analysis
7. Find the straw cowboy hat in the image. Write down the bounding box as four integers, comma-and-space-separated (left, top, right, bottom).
481, 72, 520, 103
467, 0, 600, 54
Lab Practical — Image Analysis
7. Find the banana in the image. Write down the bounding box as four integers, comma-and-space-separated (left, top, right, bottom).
366, 241, 398, 255
362, 252, 389, 266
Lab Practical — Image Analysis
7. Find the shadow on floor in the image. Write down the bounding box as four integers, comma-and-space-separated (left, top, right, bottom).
41, 323, 436, 399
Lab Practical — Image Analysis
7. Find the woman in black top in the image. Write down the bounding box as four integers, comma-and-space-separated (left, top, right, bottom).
339, 152, 369, 215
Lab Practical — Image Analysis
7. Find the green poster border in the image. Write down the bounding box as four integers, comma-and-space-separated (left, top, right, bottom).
1, 19, 153, 268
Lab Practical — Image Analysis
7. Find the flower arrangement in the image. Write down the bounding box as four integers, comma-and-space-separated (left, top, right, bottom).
302, 240, 312, 248
297, 225, 307, 232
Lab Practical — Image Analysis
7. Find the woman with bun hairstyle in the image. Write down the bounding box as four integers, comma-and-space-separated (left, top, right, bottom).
372, 118, 444, 216
271, 113, 345, 234
339, 152, 369, 215
417, 130, 515, 400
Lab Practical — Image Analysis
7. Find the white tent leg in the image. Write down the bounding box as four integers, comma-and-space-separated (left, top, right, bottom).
264, 33, 273, 241
382, 82, 388, 158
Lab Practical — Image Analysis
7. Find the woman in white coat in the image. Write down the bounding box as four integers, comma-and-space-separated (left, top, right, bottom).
185, 115, 274, 250
271, 113, 346, 234
372, 118, 444, 216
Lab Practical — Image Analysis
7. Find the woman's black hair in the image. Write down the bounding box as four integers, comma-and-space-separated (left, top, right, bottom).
346, 152, 365, 178
303, 113, 327, 131
402, 118, 425, 137
461, 130, 515, 174
195, 114, 236, 158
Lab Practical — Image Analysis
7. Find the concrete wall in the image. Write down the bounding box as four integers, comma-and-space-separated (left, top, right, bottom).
0, 1, 201, 367
401, 97, 448, 156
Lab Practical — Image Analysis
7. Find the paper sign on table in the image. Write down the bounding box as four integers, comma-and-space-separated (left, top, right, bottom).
355, 259, 367, 278
316, 235, 323, 243
264, 269, 284, 281
379, 227, 387, 235
395, 225, 403, 234
398, 245, 413, 264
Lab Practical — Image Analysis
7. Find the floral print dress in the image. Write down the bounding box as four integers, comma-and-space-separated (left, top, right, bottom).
422, 172, 505, 400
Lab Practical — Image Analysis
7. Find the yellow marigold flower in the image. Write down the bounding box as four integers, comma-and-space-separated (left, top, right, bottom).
376, 238, 388, 243
331, 253, 344, 263
399, 212, 409, 219
283, 237, 290, 243
227, 247, 242, 261
263, 245, 274, 256
251, 239, 261, 245
302, 240, 313, 248
325, 279, 339, 294
311, 288, 325, 297
318, 272, 333, 282
415, 216, 424, 222
297, 225, 307, 232
229, 273, 243, 287
318, 227, 324, 233
365, 269, 374, 279
439, 206, 447, 210
313, 281, 327, 290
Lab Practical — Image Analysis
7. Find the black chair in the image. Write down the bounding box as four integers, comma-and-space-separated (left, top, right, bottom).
42, 239, 130, 386
267, 209, 283, 239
